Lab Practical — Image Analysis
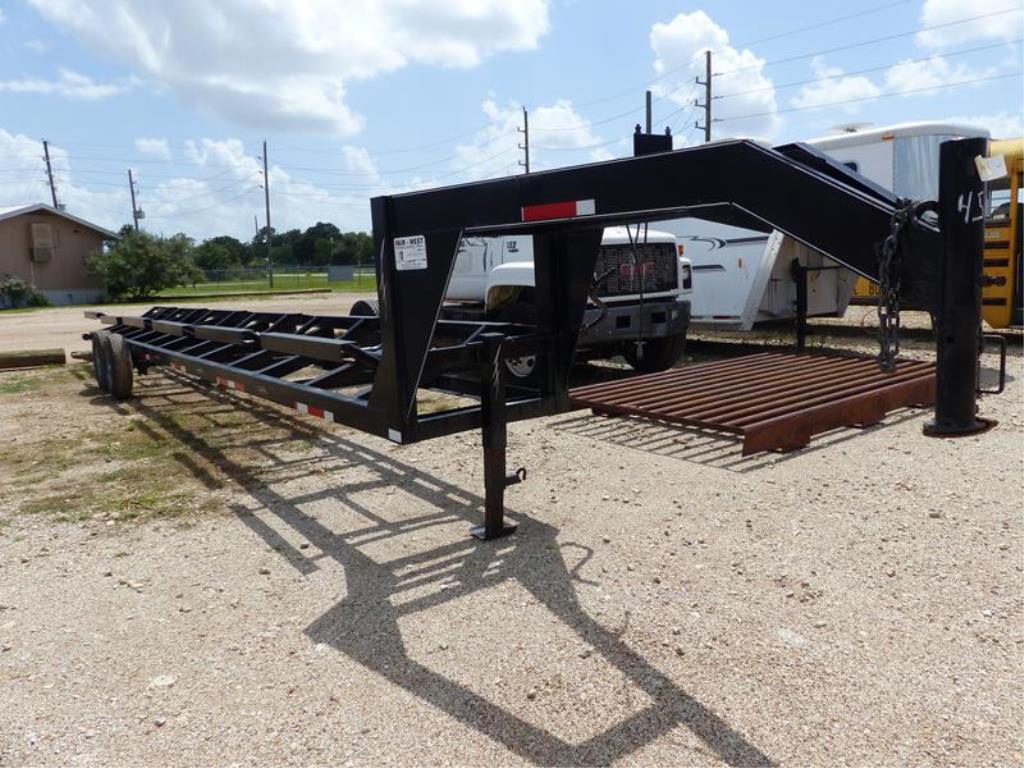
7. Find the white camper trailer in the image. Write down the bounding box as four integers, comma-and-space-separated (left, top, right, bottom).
682, 122, 990, 330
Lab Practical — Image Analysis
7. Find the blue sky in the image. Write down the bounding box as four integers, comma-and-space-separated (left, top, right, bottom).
0, 0, 1021, 240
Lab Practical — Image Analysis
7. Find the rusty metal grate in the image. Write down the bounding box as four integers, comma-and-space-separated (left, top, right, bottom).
569, 352, 936, 455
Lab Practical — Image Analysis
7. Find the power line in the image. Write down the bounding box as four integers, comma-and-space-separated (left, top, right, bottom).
276, 131, 513, 176
565, 1, 916, 112
715, 6, 1024, 76
735, 0, 916, 47
717, 70, 1022, 122
145, 189, 257, 219
531, 136, 622, 152
715, 38, 1023, 99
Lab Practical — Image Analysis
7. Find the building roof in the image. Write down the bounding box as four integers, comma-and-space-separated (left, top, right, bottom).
0, 203, 119, 239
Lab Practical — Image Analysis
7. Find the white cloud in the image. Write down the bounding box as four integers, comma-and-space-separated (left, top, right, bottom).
650, 10, 780, 140
134, 137, 171, 161
792, 57, 882, 111
917, 0, 1024, 47
0, 68, 129, 100
340, 146, 380, 182
27, 0, 551, 135
25, 39, 50, 53
453, 98, 611, 181
0, 128, 127, 230
0, 129, 381, 242
943, 111, 1024, 139
883, 55, 993, 92
0, 8, 6, 25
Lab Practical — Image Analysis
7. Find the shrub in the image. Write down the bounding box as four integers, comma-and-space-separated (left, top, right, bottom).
87, 230, 201, 300
0, 274, 50, 309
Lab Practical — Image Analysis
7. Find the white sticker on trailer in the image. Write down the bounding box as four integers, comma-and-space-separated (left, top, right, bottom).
394, 235, 428, 271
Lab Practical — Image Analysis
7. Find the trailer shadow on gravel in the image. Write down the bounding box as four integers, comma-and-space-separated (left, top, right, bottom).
102, 373, 776, 768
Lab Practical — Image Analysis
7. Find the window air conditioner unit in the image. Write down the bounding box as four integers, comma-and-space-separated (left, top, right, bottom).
30, 222, 54, 263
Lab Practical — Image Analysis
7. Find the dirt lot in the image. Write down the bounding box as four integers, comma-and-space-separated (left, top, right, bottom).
0, 304, 1021, 767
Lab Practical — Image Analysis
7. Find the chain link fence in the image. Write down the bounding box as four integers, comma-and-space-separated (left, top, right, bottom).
160, 264, 376, 297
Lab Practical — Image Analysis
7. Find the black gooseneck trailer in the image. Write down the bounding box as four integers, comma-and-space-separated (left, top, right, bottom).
86, 136, 995, 539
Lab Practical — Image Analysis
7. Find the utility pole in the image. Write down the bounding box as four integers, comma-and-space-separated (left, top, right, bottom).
42, 139, 58, 208
261, 139, 273, 288
254, 215, 259, 238
694, 50, 714, 143
645, 90, 653, 134
128, 168, 140, 231
517, 107, 530, 174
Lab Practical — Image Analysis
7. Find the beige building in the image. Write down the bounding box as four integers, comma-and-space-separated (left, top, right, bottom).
0, 203, 117, 306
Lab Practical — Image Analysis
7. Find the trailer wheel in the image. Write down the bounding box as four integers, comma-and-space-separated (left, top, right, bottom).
90, 331, 111, 392
350, 299, 379, 317
623, 332, 687, 374
104, 333, 134, 400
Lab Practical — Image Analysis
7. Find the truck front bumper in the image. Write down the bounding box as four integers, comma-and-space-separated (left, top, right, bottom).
578, 297, 691, 347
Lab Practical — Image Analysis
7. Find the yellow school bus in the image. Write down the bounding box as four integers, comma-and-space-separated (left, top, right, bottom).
982, 138, 1023, 328
852, 138, 1023, 328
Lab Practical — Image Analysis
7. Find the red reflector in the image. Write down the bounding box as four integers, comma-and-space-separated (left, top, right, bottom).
307, 405, 325, 419
521, 198, 595, 222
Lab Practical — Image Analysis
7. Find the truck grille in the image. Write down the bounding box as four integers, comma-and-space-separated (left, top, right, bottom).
593, 243, 678, 297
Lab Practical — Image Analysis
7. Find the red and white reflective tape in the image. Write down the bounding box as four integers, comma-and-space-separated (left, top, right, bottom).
295, 402, 335, 423
521, 198, 595, 222
216, 376, 245, 392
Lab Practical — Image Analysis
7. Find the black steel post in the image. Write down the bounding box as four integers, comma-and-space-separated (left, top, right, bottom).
792, 259, 808, 350
471, 333, 519, 541
924, 137, 997, 437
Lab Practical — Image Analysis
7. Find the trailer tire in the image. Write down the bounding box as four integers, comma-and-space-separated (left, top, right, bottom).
350, 299, 379, 317
104, 333, 134, 400
91, 331, 111, 392
623, 331, 686, 374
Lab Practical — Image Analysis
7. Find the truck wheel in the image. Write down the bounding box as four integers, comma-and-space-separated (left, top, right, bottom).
498, 303, 539, 386
91, 331, 111, 392
350, 299, 379, 317
104, 333, 134, 400
623, 332, 686, 374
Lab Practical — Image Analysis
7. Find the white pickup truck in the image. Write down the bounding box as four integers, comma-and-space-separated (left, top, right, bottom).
445, 226, 693, 379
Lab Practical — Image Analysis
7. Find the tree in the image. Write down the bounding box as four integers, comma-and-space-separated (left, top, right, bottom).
87, 230, 201, 300
195, 235, 250, 271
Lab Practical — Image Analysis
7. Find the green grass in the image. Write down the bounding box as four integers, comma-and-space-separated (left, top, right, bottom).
0, 375, 35, 394
0, 305, 53, 315
156, 272, 376, 297
0, 366, 70, 395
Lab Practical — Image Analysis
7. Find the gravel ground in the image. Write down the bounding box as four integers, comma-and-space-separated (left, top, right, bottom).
0, 308, 1021, 767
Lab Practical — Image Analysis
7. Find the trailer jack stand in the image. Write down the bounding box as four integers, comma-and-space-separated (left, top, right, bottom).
471, 334, 524, 541
470, 461, 525, 541
923, 137, 999, 439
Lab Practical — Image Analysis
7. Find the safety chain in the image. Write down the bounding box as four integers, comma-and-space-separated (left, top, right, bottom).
877, 199, 916, 372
